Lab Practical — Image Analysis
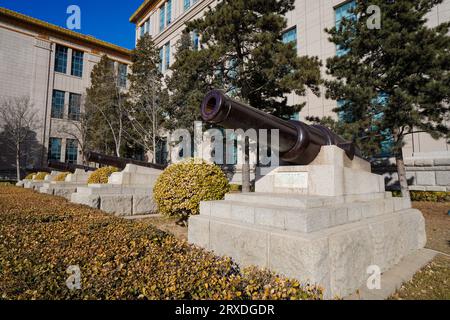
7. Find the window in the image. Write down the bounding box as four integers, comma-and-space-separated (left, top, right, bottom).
65, 139, 78, 164
71, 50, 84, 77
159, 0, 172, 32
192, 31, 200, 50
118, 63, 127, 88
54, 45, 68, 73
184, 0, 191, 11
140, 24, 145, 38
159, 47, 164, 73
167, 0, 172, 25
159, 4, 166, 32
282, 27, 297, 49
164, 42, 170, 71
51, 90, 65, 119
68, 93, 81, 121
146, 19, 150, 34
335, 0, 356, 56
48, 138, 62, 161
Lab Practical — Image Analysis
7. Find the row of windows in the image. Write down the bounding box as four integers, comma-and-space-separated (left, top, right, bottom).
54, 44, 84, 77
51, 90, 81, 121
139, 0, 201, 38
48, 138, 79, 164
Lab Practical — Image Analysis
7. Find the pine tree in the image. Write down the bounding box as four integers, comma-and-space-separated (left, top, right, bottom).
126, 34, 167, 163
85, 55, 127, 157
167, 0, 322, 190
323, 0, 450, 198
167, 0, 322, 125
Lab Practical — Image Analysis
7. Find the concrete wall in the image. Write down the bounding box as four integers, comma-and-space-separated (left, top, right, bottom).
0, 17, 130, 179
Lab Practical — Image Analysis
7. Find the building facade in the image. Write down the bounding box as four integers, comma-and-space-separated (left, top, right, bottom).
130, 0, 450, 191
0, 8, 131, 179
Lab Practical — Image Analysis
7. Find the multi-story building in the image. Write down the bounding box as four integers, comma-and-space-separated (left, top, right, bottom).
130, 0, 450, 191
0, 7, 132, 179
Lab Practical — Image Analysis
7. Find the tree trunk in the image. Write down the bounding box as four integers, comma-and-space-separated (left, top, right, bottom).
15, 144, 21, 182
242, 143, 251, 192
395, 149, 410, 200
152, 111, 157, 164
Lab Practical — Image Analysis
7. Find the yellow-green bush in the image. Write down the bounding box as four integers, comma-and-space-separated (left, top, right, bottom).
33, 172, 48, 181
392, 190, 450, 202
24, 173, 36, 180
87, 166, 118, 184
54, 172, 70, 182
154, 159, 230, 217
0, 185, 323, 300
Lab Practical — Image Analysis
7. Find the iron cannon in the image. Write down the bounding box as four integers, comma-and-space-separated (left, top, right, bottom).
200, 89, 361, 165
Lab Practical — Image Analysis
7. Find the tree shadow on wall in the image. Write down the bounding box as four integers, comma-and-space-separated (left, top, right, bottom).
0, 129, 44, 180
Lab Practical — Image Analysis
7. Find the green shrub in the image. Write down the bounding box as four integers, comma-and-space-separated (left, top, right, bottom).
392, 190, 450, 202
87, 166, 118, 184
154, 159, 230, 217
54, 172, 70, 182
24, 173, 36, 180
33, 172, 48, 181
0, 185, 323, 300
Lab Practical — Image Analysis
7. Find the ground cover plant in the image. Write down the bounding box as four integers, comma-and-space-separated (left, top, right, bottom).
0, 185, 322, 300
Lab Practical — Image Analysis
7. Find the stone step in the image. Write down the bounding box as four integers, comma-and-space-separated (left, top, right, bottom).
200, 196, 410, 233
76, 185, 152, 196
224, 192, 390, 208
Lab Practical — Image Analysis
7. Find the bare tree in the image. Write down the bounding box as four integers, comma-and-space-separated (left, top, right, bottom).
60, 95, 90, 164
0, 96, 39, 181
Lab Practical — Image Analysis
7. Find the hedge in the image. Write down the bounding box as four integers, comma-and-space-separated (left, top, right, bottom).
87, 166, 119, 184
0, 186, 322, 300
392, 190, 450, 202
54, 172, 70, 182
154, 159, 230, 217
33, 172, 48, 181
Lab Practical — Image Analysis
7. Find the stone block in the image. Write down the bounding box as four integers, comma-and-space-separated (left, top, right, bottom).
436, 171, 450, 186
328, 227, 374, 298
414, 159, 434, 167
347, 206, 362, 222
100, 195, 132, 216
425, 186, 447, 192
132, 195, 156, 215
254, 207, 286, 229
416, 171, 435, 186
209, 201, 231, 219
209, 219, 269, 267
188, 216, 210, 249
71, 193, 100, 208
199, 201, 211, 216
230, 203, 255, 224
433, 158, 450, 166
331, 207, 348, 226
269, 232, 331, 295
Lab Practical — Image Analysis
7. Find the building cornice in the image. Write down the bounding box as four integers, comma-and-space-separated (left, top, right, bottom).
130, 0, 159, 24
0, 7, 132, 59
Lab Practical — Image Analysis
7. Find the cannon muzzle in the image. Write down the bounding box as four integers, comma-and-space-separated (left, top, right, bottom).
201, 90, 360, 165
85, 151, 166, 170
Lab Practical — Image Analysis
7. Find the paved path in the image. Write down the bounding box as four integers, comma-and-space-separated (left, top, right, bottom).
345, 248, 437, 300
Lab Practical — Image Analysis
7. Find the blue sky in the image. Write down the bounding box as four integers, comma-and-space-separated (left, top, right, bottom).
0, 0, 144, 49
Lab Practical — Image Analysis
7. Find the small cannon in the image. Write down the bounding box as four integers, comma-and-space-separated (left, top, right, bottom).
84, 151, 167, 170
48, 161, 96, 173
201, 90, 361, 165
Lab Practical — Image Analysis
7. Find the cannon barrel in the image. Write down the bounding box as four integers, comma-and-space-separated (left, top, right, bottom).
85, 151, 166, 170
48, 161, 96, 173
201, 90, 360, 165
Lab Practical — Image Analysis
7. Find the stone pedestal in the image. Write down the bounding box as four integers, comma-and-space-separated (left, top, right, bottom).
39, 169, 93, 200
188, 146, 427, 298
70, 164, 161, 216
